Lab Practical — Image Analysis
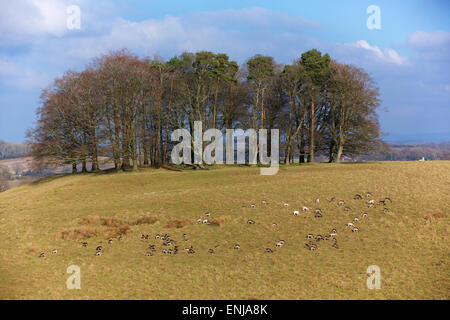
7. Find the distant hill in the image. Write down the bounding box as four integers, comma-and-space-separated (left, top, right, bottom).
357, 142, 450, 161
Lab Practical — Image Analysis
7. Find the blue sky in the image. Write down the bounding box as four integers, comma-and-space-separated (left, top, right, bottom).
1, 0, 449, 142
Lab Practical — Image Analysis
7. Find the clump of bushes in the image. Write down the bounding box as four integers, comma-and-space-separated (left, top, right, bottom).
59, 214, 158, 240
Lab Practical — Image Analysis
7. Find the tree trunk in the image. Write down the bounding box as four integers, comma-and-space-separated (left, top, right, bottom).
329, 142, 337, 163
163, 75, 174, 164
284, 96, 294, 165
72, 161, 77, 174
308, 96, 315, 163
336, 133, 345, 163
336, 145, 343, 163
213, 77, 219, 129
90, 129, 100, 172
132, 157, 139, 171
81, 159, 87, 173
142, 114, 149, 166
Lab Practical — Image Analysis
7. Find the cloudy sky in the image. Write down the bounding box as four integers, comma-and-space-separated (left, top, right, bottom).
0, 0, 449, 142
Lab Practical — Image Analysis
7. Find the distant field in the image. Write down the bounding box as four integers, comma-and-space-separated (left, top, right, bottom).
0, 161, 448, 299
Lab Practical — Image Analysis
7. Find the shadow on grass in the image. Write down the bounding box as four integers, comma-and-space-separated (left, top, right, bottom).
338, 161, 383, 165
28, 162, 384, 186
30, 168, 120, 185
30, 173, 71, 186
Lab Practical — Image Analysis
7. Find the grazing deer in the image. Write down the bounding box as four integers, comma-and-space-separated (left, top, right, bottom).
305, 242, 318, 251
275, 240, 285, 248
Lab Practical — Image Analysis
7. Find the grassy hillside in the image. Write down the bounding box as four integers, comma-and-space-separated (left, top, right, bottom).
0, 162, 448, 300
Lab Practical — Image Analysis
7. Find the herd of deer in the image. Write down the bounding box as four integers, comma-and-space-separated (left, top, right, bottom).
38, 192, 392, 258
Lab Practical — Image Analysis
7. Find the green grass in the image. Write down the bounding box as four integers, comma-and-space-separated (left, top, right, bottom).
0, 161, 448, 300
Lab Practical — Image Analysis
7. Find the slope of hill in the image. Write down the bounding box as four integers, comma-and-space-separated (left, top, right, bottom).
0, 162, 448, 299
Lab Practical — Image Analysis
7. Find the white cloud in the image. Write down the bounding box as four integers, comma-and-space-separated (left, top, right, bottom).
45, 7, 321, 62
408, 30, 450, 48
352, 40, 407, 66
0, 0, 70, 45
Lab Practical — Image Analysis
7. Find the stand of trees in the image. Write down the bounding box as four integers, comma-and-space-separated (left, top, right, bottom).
28, 48, 383, 172
0, 140, 30, 160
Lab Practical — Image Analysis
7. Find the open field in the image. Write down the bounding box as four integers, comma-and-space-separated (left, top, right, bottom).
0, 161, 448, 300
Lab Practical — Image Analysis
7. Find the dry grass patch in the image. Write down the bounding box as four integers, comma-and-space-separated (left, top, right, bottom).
99, 217, 128, 228
165, 219, 192, 228
78, 215, 101, 225
61, 214, 158, 240
423, 211, 446, 221
59, 225, 131, 240
209, 215, 231, 227
132, 216, 158, 225
26, 248, 39, 254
